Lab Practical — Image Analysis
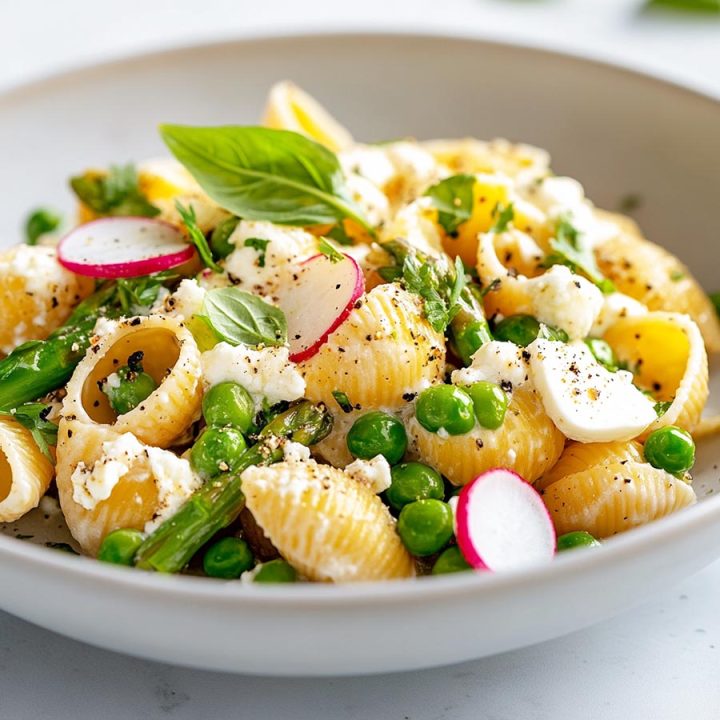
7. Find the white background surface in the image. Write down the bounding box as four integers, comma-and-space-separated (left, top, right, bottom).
1, 1, 719, 717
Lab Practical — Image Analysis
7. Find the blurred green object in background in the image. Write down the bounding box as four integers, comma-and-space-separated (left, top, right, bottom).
646, 0, 720, 12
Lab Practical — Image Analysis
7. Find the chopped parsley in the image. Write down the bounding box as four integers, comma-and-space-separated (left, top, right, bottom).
490, 202, 515, 234
318, 238, 345, 264
244, 237, 270, 267
654, 400, 673, 417
332, 390, 354, 414
424, 174, 475, 235
4, 403, 58, 461
25, 208, 61, 245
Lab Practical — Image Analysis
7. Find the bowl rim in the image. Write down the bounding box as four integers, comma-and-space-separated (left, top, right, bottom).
1, 28, 719, 607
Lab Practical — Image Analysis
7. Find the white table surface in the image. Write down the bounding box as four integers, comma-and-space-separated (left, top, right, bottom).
1, 1, 719, 717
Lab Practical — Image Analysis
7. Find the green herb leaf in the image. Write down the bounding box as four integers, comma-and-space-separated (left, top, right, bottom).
70, 164, 159, 218
646, 0, 719, 11
424, 174, 475, 235
25, 208, 61, 245
201, 287, 287, 347
116, 271, 178, 315
332, 390, 354, 414
210, 216, 240, 260
326, 222, 354, 246
159, 125, 373, 233
243, 237, 270, 267
491, 202, 515, 234
5, 403, 58, 461
175, 201, 222, 272
318, 238, 344, 264
654, 400, 673, 417
544, 215, 614, 293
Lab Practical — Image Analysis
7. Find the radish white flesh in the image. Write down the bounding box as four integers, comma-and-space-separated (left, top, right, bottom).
277, 252, 365, 363
58, 217, 195, 278
456, 468, 556, 571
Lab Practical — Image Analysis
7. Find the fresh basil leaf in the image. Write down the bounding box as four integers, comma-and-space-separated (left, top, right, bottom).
201, 287, 287, 347
424, 174, 475, 235
544, 214, 614, 293
243, 237, 270, 267
70, 164, 159, 218
175, 201, 222, 272
25, 208, 61, 245
491, 202, 515, 234
318, 238, 344, 264
332, 390, 354, 414
5, 403, 58, 461
159, 125, 373, 233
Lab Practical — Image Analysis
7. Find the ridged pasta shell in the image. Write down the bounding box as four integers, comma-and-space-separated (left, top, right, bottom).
262, 81, 354, 153
604, 312, 708, 434
594, 211, 720, 353
55, 419, 159, 555
242, 460, 415, 582
407, 388, 565, 486
542, 460, 696, 538
299, 283, 446, 410
0, 245, 93, 354
0, 416, 54, 523
63, 315, 202, 448
536, 440, 644, 492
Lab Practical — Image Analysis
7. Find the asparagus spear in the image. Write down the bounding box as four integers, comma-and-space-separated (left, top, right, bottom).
380, 239, 491, 365
134, 401, 333, 573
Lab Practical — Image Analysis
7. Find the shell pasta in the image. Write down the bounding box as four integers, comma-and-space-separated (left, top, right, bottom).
0, 82, 715, 582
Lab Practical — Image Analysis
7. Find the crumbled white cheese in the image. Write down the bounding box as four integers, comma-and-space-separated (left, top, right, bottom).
344, 455, 392, 494
591, 292, 648, 336
159, 278, 206, 321
92, 316, 120, 337
105, 372, 122, 389
522, 265, 603, 340
282, 441, 312, 463
201, 342, 306, 409
452, 341, 530, 392
223, 220, 317, 300
143, 447, 203, 532
70, 433, 144, 511
527, 339, 656, 442
39, 495, 61, 516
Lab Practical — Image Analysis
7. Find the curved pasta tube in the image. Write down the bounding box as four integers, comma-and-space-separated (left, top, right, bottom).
594, 211, 720, 353
262, 81, 354, 153
542, 449, 696, 538
421, 138, 550, 181
407, 388, 565, 486
0, 245, 93, 354
0, 416, 54, 523
63, 315, 202, 448
242, 459, 415, 582
604, 312, 708, 434
536, 440, 644, 492
299, 283, 446, 410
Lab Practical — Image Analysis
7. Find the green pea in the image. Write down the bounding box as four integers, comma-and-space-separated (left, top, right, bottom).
386, 462, 444, 511
556, 531, 601, 552
643, 426, 695, 474
203, 537, 254, 579
397, 499, 454, 556
432, 546, 472, 574
104, 362, 157, 416
346, 411, 407, 464
97, 528, 145, 566
191, 426, 248, 478
210, 216, 240, 259
465, 381, 508, 429
584, 337, 619, 371
415, 385, 475, 436
493, 314, 568, 346
203, 382, 255, 431
253, 559, 297, 583
25, 208, 61, 245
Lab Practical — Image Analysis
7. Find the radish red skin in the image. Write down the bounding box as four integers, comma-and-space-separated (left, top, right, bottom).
57, 216, 196, 278
455, 468, 556, 571
284, 253, 365, 363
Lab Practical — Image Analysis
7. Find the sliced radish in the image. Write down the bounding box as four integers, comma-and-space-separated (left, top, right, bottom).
277, 252, 365, 363
455, 468, 556, 571
58, 216, 195, 278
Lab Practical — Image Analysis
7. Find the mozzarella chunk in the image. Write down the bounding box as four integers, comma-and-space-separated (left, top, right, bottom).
201, 342, 306, 410
527, 339, 655, 442
452, 341, 530, 392
157, 278, 206, 321
344, 455, 392, 494
591, 291, 648, 336
522, 265, 604, 340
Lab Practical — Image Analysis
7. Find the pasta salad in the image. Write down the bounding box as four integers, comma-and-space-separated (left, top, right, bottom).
0, 82, 716, 583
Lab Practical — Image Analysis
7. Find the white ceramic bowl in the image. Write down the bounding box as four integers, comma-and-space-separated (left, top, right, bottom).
1, 32, 720, 676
